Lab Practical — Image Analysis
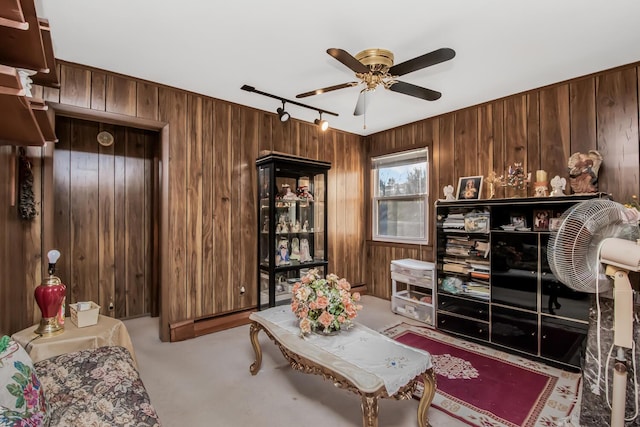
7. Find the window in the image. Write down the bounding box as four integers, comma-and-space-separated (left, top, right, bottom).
372, 147, 429, 244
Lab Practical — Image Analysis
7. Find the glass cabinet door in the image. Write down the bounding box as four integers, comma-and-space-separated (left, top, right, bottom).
256, 154, 330, 310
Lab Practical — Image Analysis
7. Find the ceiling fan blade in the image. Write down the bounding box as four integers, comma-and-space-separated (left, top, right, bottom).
327, 48, 370, 74
388, 48, 456, 77
296, 82, 358, 98
388, 81, 442, 101
353, 89, 372, 116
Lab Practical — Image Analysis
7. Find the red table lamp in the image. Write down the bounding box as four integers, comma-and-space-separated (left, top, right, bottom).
34, 249, 66, 336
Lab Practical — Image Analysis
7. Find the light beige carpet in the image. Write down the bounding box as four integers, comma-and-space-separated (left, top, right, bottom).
124, 296, 579, 427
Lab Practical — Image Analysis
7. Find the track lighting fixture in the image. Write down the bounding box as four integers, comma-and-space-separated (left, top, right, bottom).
241, 85, 338, 127
277, 101, 290, 123
314, 113, 329, 131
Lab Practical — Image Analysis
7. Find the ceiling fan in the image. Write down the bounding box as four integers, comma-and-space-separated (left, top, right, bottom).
296, 47, 456, 115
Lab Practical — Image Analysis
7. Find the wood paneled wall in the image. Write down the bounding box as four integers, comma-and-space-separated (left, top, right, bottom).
2, 62, 365, 340
2, 60, 639, 338
364, 63, 640, 299
0, 146, 27, 334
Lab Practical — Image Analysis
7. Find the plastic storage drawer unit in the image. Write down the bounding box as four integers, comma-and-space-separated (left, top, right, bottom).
391, 259, 436, 326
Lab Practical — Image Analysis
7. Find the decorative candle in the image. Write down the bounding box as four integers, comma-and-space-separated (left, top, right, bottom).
536, 170, 547, 182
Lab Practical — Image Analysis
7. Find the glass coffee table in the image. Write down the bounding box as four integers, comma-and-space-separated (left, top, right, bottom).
249, 307, 436, 427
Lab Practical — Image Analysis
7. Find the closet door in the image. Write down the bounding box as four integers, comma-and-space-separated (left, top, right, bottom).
53, 116, 158, 318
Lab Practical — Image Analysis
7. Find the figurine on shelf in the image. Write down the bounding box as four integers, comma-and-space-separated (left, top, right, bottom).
299, 238, 313, 262
297, 185, 314, 201
292, 220, 300, 233
442, 185, 456, 201
567, 150, 603, 194
550, 175, 567, 196
505, 162, 530, 197
263, 218, 269, 232
533, 170, 548, 197
277, 213, 289, 233
302, 220, 309, 232
534, 184, 548, 197
282, 184, 297, 200
277, 238, 290, 265
290, 237, 301, 260
485, 172, 500, 199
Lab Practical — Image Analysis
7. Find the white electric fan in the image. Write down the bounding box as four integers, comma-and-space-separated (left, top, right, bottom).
548, 199, 640, 427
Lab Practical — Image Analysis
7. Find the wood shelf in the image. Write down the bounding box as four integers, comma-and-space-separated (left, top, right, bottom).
0, 1, 59, 87
0, 0, 28, 30
0, 63, 24, 95
0, 0, 58, 146
0, 0, 47, 72
29, 98, 57, 142
30, 19, 59, 88
0, 93, 45, 145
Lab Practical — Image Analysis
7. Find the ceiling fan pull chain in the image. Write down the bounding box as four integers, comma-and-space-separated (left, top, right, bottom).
363, 91, 367, 130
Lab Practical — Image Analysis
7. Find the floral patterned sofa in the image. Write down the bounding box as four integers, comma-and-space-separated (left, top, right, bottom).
1, 338, 161, 426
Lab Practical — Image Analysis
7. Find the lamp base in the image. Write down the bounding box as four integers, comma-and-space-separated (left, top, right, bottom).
35, 316, 64, 337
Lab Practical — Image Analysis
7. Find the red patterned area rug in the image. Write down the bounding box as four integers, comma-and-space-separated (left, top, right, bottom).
381, 322, 582, 427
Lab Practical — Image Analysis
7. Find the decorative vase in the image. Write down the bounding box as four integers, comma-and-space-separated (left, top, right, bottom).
35, 250, 66, 336
34, 275, 66, 336
312, 326, 340, 336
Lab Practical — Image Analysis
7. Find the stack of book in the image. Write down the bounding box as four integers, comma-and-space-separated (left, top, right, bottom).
442, 213, 465, 230
467, 261, 490, 300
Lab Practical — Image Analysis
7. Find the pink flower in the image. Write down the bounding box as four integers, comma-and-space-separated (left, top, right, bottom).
22, 382, 39, 409
338, 278, 351, 291
315, 295, 329, 309
299, 317, 312, 334
291, 269, 361, 335
318, 311, 334, 327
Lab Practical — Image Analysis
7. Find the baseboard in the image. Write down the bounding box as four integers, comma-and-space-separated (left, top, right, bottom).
352, 283, 368, 295
169, 309, 255, 342
193, 309, 254, 336
169, 283, 368, 342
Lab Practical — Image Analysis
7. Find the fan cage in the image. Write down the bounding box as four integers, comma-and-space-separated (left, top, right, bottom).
548, 199, 640, 293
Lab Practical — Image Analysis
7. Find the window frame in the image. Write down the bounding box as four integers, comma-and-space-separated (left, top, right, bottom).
371, 147, 429, 245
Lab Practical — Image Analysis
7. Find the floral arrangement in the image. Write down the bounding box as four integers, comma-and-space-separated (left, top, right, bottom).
291, 269, 362, 336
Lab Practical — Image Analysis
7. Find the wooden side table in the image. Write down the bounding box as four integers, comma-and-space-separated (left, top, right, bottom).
11, 314, 138, 367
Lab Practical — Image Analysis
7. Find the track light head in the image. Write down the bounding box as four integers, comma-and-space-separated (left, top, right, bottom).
277, 101, 290, 123
277, 107, 290, 123
314, 112, 329, 131
315, 119, 329, 131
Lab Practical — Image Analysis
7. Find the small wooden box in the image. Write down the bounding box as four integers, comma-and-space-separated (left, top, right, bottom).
69, 302, 100, 327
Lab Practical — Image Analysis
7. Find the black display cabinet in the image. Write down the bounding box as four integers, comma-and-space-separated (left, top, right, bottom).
256, 153, 331, 309
435, 193, 607, 369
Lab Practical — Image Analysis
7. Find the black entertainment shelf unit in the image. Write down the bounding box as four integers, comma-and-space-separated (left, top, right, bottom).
435, 193, 608, 370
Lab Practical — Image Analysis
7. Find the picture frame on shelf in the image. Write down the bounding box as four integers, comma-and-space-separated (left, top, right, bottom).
533, 209, 551, 231
456, 176, 483, 200
549, 217, 562, 232
548, 212, 563, 231
510, 214, 527, 229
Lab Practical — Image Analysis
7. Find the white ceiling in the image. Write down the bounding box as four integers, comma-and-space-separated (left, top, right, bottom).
37, 0, 640, 136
